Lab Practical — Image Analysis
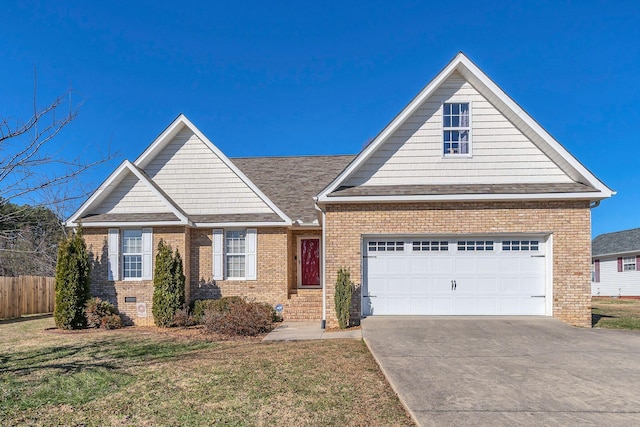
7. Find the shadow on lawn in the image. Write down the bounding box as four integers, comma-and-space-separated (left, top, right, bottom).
0, 336, 214, 376
592, 313, 616, 327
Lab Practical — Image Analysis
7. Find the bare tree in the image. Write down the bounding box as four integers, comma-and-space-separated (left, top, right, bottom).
0, 82, 119, 276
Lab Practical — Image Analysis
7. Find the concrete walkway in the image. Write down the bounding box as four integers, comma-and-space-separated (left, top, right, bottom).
263, 321, 362, 341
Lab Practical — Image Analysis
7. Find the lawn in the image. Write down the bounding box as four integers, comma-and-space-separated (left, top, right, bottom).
0, 317, 413, 426
592, 297, 640, 329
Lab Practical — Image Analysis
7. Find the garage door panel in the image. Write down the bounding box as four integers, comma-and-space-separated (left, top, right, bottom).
363, 237, 547, 317
476, 277, 499, 293
454, 257, 477, 274
410, 298, 432, 315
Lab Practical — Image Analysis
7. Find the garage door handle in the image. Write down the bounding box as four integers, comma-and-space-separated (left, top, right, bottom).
451, 280, 457, 290
531, 295, 545, 298
363, 295, 377, 298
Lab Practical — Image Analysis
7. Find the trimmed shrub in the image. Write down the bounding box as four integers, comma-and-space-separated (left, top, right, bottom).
54, 228, 91, 330
152, 241, 186, 327
192, 296, 244, 323
100, 314, 122, 330
335, 267, 354, 329
202, 299, 275, 336
85, 297, 118, 328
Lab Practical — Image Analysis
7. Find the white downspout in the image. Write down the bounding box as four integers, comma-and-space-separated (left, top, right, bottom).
321, 208, 327, 329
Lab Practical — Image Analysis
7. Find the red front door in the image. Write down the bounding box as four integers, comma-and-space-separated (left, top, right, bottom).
300, 238, 320, 286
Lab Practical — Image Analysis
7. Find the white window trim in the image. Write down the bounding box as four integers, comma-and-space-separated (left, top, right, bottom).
213, 228, 257, 281
623, 256, 637, 271
107, 228, 152, 281
122, 229, 143, 281
442, 101, 472, 158
225, 229, 247, 281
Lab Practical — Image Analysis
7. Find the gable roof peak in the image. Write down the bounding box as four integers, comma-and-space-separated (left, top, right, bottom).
316, 53, 613, 202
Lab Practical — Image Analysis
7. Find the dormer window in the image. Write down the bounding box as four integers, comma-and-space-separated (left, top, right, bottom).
443, 102, 470, 156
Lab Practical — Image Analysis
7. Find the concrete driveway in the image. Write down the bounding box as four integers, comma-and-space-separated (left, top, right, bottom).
362, 317, 640, 426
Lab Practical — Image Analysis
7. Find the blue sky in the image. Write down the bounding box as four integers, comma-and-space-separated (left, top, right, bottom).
1, 1, 638, 237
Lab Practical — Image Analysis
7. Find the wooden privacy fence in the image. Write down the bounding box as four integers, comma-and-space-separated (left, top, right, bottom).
0, 276, 55, 319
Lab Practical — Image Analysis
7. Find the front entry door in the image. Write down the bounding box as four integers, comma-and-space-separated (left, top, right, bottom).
299, 237, 320, 287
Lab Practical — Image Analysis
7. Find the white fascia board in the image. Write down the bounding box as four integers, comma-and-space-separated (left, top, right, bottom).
67, 221, 185, 228
593, 250, 640, 259
193, 221, 289, 228
317, 52, 613, 202
133, 114, 292, 225
317, 55, 463, 201
319, 191, 609, 204
65, 160, 128, 227
66, 159, 190, 227
455, 56, 613, 197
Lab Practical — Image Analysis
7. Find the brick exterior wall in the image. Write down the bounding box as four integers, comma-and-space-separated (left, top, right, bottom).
84, 227, 189, 326
189, 227, 289, 306
85, 225, 308, 325
323, 200, 592, 328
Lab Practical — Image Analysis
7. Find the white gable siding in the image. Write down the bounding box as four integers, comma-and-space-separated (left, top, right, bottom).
344, 72, 573, 187
143, 128, 273, 215
92, 173, 169, 214
592, 255, 640, 296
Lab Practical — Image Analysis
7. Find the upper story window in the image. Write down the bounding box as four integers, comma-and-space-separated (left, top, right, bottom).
623, 256, 637, 271
443, 102, 470, 156
122, 229, 143, 279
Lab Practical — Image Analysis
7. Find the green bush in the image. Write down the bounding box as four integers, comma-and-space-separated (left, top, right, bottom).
85, 297, 118, 328
202, 299, 276, 336
191, 296, 245, 323
54, 228, 91, 330
152, 240, 186, 327
335, 267, 353, 329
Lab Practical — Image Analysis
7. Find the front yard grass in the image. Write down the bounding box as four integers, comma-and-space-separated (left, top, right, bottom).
592, 297, 640, 330
0, 317, 413, 426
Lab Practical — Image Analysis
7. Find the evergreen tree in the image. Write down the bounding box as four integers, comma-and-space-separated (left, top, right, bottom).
152, 240, 185, 327
54, 227, 91, 329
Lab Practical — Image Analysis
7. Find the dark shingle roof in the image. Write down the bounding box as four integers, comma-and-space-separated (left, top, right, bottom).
593, 228, 640, 257
231, 155, 355, 223
329, 182, 596, 197
81, 213, 181, 223
190, 213, 285, 224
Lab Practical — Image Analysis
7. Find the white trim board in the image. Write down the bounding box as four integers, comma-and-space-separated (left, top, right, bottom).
316, 52, 614, 202
134, 115, 292, 225
66, 160, 189, 227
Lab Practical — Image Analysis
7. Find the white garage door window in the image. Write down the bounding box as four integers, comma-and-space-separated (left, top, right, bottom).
363, 237, 547, 316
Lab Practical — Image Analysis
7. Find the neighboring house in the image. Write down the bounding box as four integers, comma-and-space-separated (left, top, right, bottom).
592, 228, 640, 297
67, 52, 613, 328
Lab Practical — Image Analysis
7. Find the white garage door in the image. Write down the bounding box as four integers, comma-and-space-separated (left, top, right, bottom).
363, 237, 547, 316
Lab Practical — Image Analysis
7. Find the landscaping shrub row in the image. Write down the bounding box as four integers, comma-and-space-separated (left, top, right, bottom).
177, 297, 281, 336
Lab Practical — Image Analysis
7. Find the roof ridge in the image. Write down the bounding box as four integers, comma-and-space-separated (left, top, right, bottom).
231, 154, 355, 160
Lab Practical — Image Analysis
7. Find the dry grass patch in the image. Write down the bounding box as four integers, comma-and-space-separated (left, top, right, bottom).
592, 297, 640, 329
0, 317, 413, 426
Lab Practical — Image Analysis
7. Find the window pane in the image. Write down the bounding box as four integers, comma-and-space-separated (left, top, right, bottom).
123, 229, 142, 254
226, 230, 246, 253
227, 255, 246, 278
123, 255, 142, 278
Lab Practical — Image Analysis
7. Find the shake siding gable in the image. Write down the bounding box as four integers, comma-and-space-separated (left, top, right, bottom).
142, 128, 275, 216
344, 72, 572, 187
93, 173, 170, 214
